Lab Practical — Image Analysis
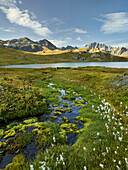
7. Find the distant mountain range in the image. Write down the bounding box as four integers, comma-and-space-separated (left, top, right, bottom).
0, 37, 58, 52
0, 37, 128, 56
85, 42, 128, 56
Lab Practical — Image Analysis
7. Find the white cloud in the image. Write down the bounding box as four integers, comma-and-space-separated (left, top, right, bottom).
0, 6, 52, 36
99, 12, 128, 34
42, 17, 64, 26
0, 0, 16, 7
0, 27, 15, 32
49, 39, 68, 46
75, 28, 87, 34
65, 37, 72, 40
76, 36, 82, 41
19, 1, 22, 4
112, 43, 128, 48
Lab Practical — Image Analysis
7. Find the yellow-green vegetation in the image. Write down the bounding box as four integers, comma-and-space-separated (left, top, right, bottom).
50, 115, 57, 121
0, 68, 60, 124
23, 117, 38, 124
62, 117, 70, 123
53, 111, 62, 115
0, 129, 4, 139
4, 154, 26, 170
0, 47, 74, 65
0, 46, 128, 66
0, 67, 128, 169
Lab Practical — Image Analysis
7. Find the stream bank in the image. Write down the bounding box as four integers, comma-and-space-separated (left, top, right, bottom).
0, 82, 87, 169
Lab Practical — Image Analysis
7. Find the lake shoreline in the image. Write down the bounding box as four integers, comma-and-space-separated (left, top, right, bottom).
1, 61, 128, 68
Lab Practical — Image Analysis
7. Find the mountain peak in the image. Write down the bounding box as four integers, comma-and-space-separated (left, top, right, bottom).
85, 42, 128, 56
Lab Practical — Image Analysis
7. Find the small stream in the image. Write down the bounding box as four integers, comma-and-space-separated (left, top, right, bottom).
0, 82, 87, 169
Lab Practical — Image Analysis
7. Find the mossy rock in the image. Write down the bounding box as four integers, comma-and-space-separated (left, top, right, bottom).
17, 124, 27, 132
4, 129, 16, 139
0, 141, 6, 148
32, 122, 43, 128
32, 129, 42, 135
23, 117, 38, 124
74, 116, 80, 120
73, 129, 84, 135
42, 128, 51, 136
5, 154, 26, 170
65, 108, 72, 113
51, 116, 57, 121
13, 124, 23, 131
75, 99, 85, 104
53, 111, 62, 115
63, 117, 70, 123
0, 129, 4, 139
56, 107, 66, 112
63, 103, 68, 107
74, 120, 79, 124
60, 123, 79, 133
74, 116, 88, 123
6, 122, 18, 129
53, 103, 59, 107
6, 132, 34, 154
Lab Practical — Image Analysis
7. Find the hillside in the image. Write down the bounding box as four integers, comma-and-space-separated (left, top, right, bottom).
0, 46, 128, 66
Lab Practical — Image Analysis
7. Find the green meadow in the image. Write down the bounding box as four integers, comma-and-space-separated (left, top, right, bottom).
0, 67, 127, 169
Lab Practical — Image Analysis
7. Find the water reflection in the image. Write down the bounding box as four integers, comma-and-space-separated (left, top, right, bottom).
1, 62, 128, 68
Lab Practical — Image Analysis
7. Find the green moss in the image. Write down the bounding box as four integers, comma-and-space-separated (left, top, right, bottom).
60, 123, 79, 133
4, 129, 16, 139
74, 120, 79, 124
62, 94, 76, 100
0, 129, 4, 139
0, 141, 6, 148
56, 107, 66, 112
63, 117, 70, 123
23, 117, 38, 124
32, 128, 42, 135
51, 116, 57, 121
53, 103, 59, 107
75, 99, 85, 104
6, 122, 18, 129
5, 154, 26, 170
65, 108, 72, 112
63, 103, 68, 107
6, 132, 34, 154
53, 111, 62, 115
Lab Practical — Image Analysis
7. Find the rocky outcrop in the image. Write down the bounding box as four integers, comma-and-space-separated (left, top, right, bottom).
85, 42, 128, 56
59, 45, 78, 51
37, 39, 57, 50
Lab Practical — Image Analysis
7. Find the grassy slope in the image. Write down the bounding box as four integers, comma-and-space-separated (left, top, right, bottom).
0, 47, 128, 66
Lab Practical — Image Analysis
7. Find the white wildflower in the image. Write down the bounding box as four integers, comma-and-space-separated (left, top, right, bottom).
97, 132, 100, 136
99, 163, 104, 168
60, 154, 63, 161
53, 136, 56, 142
30, 165, 34, 170
115, 151, 117, 154
84, 166, 87, 170
116, 165, 120, 170
83, 147, 87, 151
118, 137, 122, 142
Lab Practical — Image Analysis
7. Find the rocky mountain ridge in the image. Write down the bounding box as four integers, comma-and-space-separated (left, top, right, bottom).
0, 37, 58, 52
0, 38, 128, 56
85, 42, 128, 56
0, 37, 77, 52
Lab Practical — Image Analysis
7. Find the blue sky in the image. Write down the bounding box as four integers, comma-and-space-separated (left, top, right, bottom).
0, 0, 128, 47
